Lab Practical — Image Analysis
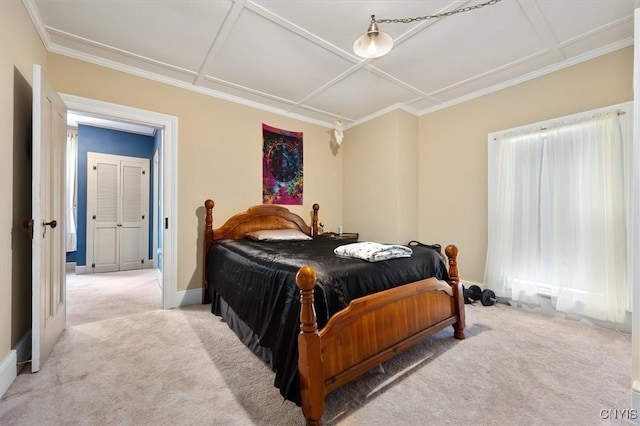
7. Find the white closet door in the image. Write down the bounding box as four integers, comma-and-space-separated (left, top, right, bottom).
93, 159, 119, 273
87, 152, 149, 273
119, 161, 146, 271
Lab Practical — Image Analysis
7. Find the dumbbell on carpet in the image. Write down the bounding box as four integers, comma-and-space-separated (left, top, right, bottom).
461, 285, 497, 306
462, 285, 482, 304
468, 285, 482, 301
481, 289, 497, 306
462, 287, 475, 304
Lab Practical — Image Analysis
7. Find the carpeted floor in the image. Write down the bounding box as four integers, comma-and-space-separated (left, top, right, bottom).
65, 269, 162, 326
0, 270, 633, 425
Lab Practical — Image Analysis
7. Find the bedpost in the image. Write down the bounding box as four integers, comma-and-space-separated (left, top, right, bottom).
203, 199, 215, 304
445, 245, 466, 339
297, 266, 324, 426
311, 203, 319, 236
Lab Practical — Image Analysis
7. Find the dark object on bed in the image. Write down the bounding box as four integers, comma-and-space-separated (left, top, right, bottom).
202, 199, 465, 425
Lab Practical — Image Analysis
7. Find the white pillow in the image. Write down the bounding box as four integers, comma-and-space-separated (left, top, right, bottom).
246, 229, 312, 241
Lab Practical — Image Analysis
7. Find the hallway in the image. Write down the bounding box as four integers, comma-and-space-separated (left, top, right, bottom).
66, 269, 161, 326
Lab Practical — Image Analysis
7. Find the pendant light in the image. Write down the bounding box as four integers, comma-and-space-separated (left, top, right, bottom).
353, 0, 502, 59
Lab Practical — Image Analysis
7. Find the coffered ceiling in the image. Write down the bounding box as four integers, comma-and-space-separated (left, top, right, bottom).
24, 0, 638, 129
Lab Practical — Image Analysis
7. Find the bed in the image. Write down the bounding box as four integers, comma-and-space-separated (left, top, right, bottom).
202, 199, 465, 425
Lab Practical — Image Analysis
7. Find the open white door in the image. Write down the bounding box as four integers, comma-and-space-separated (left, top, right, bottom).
32, 64, 67, 372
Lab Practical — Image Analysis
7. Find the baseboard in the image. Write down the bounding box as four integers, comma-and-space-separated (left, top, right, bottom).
0, 350, 17, 399
177, 288, 202, 307
73, 262, 155, 274
74, 265, 89, 274
65, 262, 76, 273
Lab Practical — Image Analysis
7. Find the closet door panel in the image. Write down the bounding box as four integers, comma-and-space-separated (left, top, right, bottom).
120, 227, 142, 270
91, 159, 119, 273
119, 161, 145, 271
94, 228, 118, 273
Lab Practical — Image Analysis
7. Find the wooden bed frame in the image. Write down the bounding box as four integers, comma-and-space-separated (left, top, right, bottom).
202, 199, 465, 425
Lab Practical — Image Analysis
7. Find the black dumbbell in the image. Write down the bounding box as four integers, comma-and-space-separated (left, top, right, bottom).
468, 285, 482, 302
481, 289, 497, 306
462, 286, 475, 304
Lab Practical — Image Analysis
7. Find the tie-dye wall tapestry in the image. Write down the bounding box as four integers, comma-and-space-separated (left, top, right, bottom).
262, 124, 303, 205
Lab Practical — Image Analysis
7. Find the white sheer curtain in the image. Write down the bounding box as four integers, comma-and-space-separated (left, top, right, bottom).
485, 109, 630, 323
545, 112, 627, 322
485, 127, 546, 305
65, 129, 78, 252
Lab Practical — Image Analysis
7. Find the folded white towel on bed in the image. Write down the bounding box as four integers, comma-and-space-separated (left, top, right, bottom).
334, 242, 413, 262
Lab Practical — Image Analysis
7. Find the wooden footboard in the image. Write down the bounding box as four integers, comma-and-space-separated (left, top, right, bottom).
297, 245, 465, 426
202, 199, 465, 425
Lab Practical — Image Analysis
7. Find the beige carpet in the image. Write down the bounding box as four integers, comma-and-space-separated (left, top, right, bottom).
66, 269, 162, 326
0, 273, 632, 426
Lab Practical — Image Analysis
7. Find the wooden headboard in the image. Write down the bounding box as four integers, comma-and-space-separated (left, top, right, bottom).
202, 199, 320, 303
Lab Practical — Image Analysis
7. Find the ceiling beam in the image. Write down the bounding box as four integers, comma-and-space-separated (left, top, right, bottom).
194, 0, 246, 87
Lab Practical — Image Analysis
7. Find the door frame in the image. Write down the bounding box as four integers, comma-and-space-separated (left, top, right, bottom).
60, 94, 178, 309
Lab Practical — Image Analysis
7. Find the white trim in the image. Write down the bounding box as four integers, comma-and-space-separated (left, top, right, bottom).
23, 0, 633, 129
0, 350, 17, 399
631, 8, 640, 419
152, 151, 159, 269
418, 39, 632, 117
74, 265, 89, 275
59, 94, 179, 309
50, 44, 333, 128
177, 289, 202, 307
76, 261, 161, 273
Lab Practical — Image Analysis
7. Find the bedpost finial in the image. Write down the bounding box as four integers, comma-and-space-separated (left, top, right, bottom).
312, 203, 319, 212
205, 199, 215, 209
296, 266, 317, 291
445, 244, 458, 259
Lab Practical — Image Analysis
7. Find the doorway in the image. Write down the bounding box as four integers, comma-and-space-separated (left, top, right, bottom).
61, 94, 178, 309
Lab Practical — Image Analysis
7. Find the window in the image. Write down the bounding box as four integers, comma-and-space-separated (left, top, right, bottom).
485, 103, 633, 324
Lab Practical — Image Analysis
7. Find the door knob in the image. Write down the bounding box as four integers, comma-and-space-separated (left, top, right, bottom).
43, 220, 57, 228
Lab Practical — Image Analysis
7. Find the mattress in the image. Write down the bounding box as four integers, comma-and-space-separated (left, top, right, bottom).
206, 238, 448, 403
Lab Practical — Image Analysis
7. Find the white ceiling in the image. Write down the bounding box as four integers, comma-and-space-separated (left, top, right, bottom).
25, 0, 638, 129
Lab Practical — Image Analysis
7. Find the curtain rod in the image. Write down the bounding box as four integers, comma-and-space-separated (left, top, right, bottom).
493, 110, 626, 140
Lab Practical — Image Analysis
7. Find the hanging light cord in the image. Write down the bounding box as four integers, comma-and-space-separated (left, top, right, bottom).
373, 0, 501, 24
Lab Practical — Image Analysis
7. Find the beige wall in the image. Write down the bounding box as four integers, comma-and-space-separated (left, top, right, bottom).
343, 109, 419, 243
46, 54, 344, 294
0, 0, 633, 394
418, 46, 633, 284
0, 0, 48, 365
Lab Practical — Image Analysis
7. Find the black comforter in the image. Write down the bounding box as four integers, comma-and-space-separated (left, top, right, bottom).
206, 239, 448, 403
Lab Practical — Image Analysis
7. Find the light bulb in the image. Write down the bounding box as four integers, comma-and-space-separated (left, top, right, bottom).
367, 36, 378, 56
353, 29, 393, 59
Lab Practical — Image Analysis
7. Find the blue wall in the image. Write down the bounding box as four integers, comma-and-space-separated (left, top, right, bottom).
70, 125, 155, 266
